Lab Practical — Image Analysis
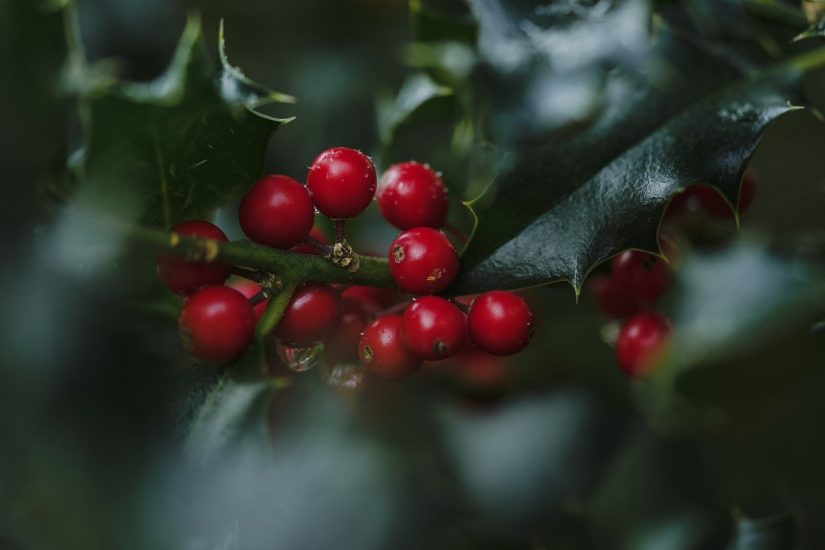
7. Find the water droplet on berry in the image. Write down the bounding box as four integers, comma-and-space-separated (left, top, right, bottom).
277, 341, 325, 372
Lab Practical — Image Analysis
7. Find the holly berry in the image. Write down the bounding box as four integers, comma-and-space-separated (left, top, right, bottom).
388, 227, 459, 294
239, 175, 315, 248
467, 291, 533, 356
291, 226, 329, 255
228, 279, 268, 323
588, 274, 642, 318
325, 298, 370, 363
401, 296, 466, 360
358, 314, 421, 377
616, 312, 671, 377
178, 286, 255, 363
157, 220, 230, 296
340, 285, 403, 314
377, 161, 449, 230
611, 250, 672, 304
307, 147, 377, 219
276, 283, 341, 346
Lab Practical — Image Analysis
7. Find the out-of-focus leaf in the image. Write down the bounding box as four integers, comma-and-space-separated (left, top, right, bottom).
727, 511, 796, 550
77, 14, 294, 229
796, 14, 825, 42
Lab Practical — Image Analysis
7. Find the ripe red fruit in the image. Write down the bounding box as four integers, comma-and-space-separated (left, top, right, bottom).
358, 314, 421, 377
616, 312, 671, 377
276, 283, 341, 346
325, 298, 370, 363
611, 250, 672, 304
228, 279, 268, 323
388, 227, 459, 294
307, 147, 377, 219
239, 175, 315, 248
588, 274, 642, 318
467, 291, 533, 356
291, 226, 330, 255
178, 286, 255, 363
377, 161, 449, 230
157, 220, 230, 296
401, 296, 466, 360
340, 285, 403, 314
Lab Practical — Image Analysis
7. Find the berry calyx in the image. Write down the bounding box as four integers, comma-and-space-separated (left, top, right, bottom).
157, 220, 230, 296
377, 161, 449, 230
588, 274, 642, 318
616, 312, 671, 377
467, 291, 533, 356
307, 147, 377, 219
611, 250, 672, 305
239, 175, 315, 248
228, 279, 268, 323
178, 285, 255, 363
358, 314, 421, 378
401, 296, 466, 360
276, 283, 341, 346
388, 227, 459, 294
325, 298, 370, 363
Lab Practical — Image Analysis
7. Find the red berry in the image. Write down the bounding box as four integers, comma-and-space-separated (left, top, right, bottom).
276, 283, 341, 346
616, 312, 671, 377
588, 274, 642, 318
178, 286, 255, 363
467, 291, 533, 356
456, 349, 511, 389
228, 279, 268, 323
340, 285, 403, 314
377, 161, 449, 230
307, 147, 377, 219
358, 314, 421, 377
239, 175, 315, 248
291, 226, 329, 255
401, 296, 467, 360
611, 250, 672, 305
325, 298, 370, 363
388, 227, 459, 294
157, 220, 230, 296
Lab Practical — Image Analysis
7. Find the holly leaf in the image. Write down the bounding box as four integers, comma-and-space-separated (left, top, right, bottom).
450, 28, 813, 294
77, 14, 294, 229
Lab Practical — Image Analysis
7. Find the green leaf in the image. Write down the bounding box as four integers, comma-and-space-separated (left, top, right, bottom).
727, 511, 796, 550
450, 32, 810, 294
796, 14, 825, 42
77, 14, 294, 229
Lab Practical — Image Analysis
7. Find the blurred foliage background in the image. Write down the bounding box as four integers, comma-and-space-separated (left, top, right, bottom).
1, 0, 825, 549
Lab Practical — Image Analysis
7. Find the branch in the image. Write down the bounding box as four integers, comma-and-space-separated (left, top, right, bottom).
131, 225, 395, 288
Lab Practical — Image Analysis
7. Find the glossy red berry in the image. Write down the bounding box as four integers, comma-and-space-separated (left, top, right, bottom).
616, 312, 671, 377
389, 227, 459, 294
358, 314, 421, 378
239, 175, 315, 248
307, 147, 377, 219
276, 283, 341, 346
588, 274, 642, 318
377, 161, 449, 230
178, 286, 255, 363
340, 285, 404, 314
325, 298, 370, 363
228, 279, 268, 323
401, 296, 467, 360
157, 220, 230, 296
291, 226, 329, 255
467, 291, 533, 356
611, 250, 672, 304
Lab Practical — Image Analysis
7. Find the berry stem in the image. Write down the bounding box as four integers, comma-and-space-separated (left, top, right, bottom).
256, 282, 298, 342
231, 266, 266, 282
248, 291, 268, 307
129, 223, 395, 288
300, 234, 334, 255
334, 219, 347, 244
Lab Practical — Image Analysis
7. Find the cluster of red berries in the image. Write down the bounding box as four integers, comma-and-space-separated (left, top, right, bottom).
590, 172, 758, 378
157, 147, 534, 377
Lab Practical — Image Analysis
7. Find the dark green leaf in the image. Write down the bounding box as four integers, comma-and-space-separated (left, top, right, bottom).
727, 511, 796, 550
451, 32, 806, 294
77, 15, 294, 229
796, 14, 825, 42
